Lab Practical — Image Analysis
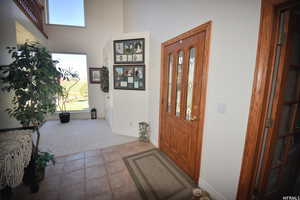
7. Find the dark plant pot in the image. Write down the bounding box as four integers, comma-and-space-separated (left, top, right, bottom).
35, 167, 45, 183
23, 163, 45, 185
59, 112, 70, 123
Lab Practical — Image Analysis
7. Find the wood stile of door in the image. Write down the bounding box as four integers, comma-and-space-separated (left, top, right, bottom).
256, 8, 294, 198
237, 0, 300, 199
159, 21, 211, 182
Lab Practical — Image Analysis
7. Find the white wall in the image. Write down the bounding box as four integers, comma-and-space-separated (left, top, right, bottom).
124, 0, 261, 199
0, 0, 48, 129
102, 40, 114, 126
103, 32, 150, 137
45, 0, 124, 119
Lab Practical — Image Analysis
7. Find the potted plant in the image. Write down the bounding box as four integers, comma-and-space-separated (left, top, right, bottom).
0, 42, 64, 192
57, 68, 80, 123
35, 152, 55, 182
0, 42, 63, 128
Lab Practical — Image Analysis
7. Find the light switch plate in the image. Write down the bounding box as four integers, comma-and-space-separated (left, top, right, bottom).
217, 103, 226, 114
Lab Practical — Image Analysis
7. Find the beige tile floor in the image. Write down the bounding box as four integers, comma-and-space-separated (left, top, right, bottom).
12, 141, 155, 200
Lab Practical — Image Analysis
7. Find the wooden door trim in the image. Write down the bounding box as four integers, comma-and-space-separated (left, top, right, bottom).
158, 21, 212, 182
237, 0, 296, 199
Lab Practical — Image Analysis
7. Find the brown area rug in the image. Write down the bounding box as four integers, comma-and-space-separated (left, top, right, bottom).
123, 149, 196, 200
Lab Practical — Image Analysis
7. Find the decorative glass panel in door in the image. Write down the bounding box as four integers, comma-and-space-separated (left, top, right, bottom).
167, 54, 173, 112
186, 48, 196, 120
175, 50, 184, 117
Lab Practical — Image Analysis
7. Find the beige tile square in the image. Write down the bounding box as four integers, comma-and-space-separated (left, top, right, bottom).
112, 187, 142, 200
118, 146, 139, 157
111, 175, 140, 200
46, 163, 64, 177
39, 174, 61, 193
64, 159, 85, 172
86, 165, 107, 180
108, 170, 135, 190
59, 182, 85, 200
85, 149, 102, 158
31, 191, 59, 200
86, 177, 111, 198
54, 156, 66, 164
101, 145, 120, 153
123, 141, 142, 148
61, 169, 85, 187
102, 151, 122, 163
117, 141, 154, 157
65, 152, 85, 161
85, 156, 105, 167
86, 192, 113, 200
126, 141, 154, 153
106, 160, 126, 175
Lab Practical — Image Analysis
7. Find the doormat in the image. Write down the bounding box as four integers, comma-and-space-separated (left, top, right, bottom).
123, 149, 196, 200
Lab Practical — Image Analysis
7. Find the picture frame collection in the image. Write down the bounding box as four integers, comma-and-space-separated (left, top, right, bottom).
114, 65, 145, 90
114, 38, 144, 64
113, 38, 145, 90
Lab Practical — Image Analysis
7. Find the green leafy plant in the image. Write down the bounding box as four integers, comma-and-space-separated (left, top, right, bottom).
0, 42, 64, 156
0, 42, 63, 127
57, 68, 80, 113
35, 151, 55, 169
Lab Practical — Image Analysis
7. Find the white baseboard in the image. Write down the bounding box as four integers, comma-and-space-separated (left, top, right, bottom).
198, 178, 227, 200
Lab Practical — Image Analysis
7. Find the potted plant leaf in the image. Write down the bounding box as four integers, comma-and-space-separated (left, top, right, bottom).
57, 68, 80, 123
34, 151, 55, 182
0, 42, 64, 192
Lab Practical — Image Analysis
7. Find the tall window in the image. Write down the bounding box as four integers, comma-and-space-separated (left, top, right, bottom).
52, 53, 89, 111
47, 0, 85, 27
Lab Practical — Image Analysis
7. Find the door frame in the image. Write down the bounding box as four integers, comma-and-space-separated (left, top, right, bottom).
158, 21, 212, 182
237, 0, 298, 199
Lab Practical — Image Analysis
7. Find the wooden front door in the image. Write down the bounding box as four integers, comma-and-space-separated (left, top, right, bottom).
250, 4, 300, 199
159, 22, 211, 182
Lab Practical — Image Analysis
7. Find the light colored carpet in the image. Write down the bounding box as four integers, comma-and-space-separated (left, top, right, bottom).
124, 149, 196, 200
37, 120, 137, 157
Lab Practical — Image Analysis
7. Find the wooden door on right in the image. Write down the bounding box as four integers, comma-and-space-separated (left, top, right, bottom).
253, 5, 300, 199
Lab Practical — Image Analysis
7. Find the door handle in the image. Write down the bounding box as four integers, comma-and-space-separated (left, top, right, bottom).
190, 116, 198, 121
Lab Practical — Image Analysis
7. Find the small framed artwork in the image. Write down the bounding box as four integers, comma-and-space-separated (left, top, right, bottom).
89, 68, 101, 84
113, 65, 145, 90
113, 38, 145, 64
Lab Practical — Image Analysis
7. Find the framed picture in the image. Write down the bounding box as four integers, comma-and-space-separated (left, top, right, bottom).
89, 68, 101, 84
113, 38, 145, 64
113, 65, 145, 90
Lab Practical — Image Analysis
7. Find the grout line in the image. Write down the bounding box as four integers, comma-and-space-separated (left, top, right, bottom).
83, 151, 87, 200
103, 160, 114, 199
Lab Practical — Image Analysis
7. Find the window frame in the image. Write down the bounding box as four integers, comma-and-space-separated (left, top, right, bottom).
45, 0, 86, 28
51, 52, 90, 112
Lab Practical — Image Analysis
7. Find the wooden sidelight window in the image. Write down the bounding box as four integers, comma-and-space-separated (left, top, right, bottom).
237, 1, 300, 199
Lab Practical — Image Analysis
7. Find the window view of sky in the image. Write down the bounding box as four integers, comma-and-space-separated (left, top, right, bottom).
48, 0, 85, 27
